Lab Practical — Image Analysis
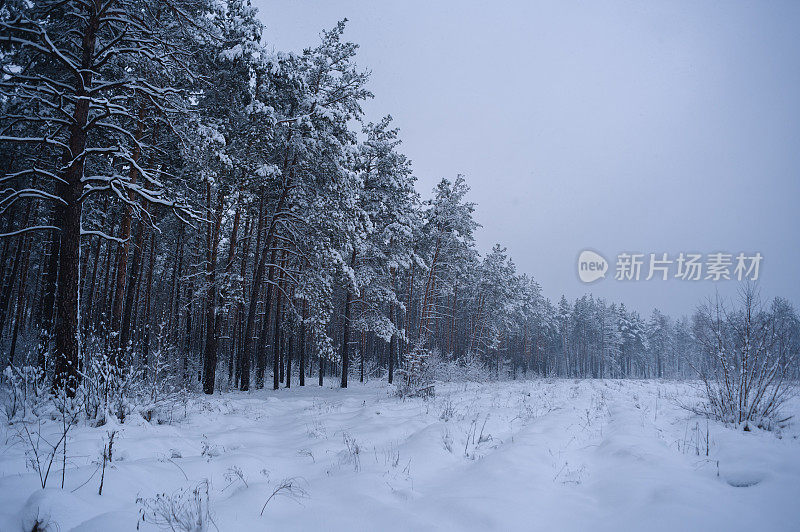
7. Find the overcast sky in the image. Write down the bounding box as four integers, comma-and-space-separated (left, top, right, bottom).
253, 0, 800, 317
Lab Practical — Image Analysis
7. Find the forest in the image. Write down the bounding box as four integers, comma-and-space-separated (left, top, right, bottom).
2, 0, 799, 398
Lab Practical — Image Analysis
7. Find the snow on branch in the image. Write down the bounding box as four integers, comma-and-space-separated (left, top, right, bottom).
80, 229, 130, 244
0, 225, 60, 238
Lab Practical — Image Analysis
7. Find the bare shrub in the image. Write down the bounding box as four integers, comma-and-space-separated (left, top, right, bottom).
692, 284, 796, 430
16, 389, 80, 489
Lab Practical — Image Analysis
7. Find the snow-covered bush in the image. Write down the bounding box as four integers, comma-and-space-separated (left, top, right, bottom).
76, 345, 185, 425
1, 364, 46, 421
427, 351, 490, 382
394, 348, 495, 396
395, 345, 435, 397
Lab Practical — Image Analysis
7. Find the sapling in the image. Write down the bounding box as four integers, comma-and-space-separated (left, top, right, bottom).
99, 430, 117, 495
17, 387, 80, 489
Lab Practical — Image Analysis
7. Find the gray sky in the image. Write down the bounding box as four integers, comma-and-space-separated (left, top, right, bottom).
254, 0, 800, 317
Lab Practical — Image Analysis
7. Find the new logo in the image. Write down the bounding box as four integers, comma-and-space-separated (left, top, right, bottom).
578, 250, 608, 283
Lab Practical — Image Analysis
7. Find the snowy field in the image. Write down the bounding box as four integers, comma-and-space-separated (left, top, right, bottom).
1, 379, 799, 531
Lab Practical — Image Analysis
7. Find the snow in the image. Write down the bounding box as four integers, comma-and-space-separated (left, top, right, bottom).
1, 379, 799, 531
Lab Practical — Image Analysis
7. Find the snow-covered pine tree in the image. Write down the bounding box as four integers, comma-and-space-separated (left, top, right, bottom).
349, 117, 418, 383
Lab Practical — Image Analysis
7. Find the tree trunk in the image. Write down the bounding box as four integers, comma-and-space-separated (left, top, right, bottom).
239, 195, 262, 390
110, 103, 146, 365
8, 229, 32, 366
34, 223, 58, 327
202, 187, 224, 394
83, 197, 109, 330
272, 264, 283, 390
52, 8, 101, 394
256, 243, 278, 388
359, 331, 365, 383
0, 227, 26, 336
83, 234, 103, 333
0, 207, 15, 311
450, 285, 458, 356
418, 236, 440, 343
404, 261, 415, 359
220, 201, 241, 382
97, 230, 114, 331
142, 231, 155, 378
243, 181, 290, 390
37, 231, 59, 373
52, 192, 82, 394
167, 226, 183, 344
299, 300, 307, 386
389, 303, 396, 384
340, 248, 357, 388
183, 252, 194, 384
235, 214, 251, 388
0, 197, 32, 335
284, 302, 292, 389
119, 219, 144, 354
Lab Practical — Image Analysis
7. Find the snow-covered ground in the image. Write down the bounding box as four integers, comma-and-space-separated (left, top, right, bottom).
1, 379, 799, 531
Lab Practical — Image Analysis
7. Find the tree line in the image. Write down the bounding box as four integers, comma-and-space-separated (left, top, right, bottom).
1, 0, 798, 397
